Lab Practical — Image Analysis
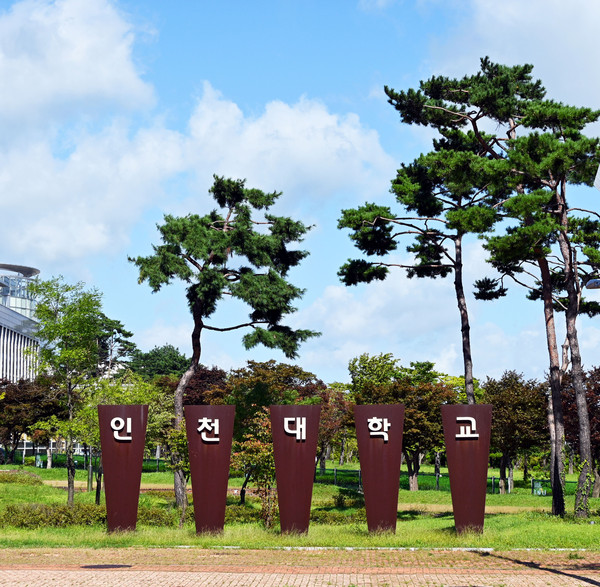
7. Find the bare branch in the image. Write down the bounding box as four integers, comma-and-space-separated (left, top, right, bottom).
369, 261, 454, 270
184, 255, 203, 272
423, 103, 473, 124
567, 207, 600, 220
204, 321, 269, 333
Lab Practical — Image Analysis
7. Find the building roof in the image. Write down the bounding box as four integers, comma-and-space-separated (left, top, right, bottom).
0, 264, 40, 278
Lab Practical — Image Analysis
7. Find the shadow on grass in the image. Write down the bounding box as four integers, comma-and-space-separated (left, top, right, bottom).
478, 551, 600, 586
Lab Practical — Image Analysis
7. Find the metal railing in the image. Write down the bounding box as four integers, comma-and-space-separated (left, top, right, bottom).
314, 468, 574, 495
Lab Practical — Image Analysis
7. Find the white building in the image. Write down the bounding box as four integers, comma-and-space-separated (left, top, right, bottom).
0, 264, 39, 381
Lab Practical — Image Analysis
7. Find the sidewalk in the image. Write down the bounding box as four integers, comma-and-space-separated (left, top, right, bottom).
0, 547, 598, 586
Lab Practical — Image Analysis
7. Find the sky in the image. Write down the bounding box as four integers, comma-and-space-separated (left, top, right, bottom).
2, 0, 600, 385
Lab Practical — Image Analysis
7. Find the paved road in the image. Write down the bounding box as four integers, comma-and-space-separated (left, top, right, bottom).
0, 548, 599, 586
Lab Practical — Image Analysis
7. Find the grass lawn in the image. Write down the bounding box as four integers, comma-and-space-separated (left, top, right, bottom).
0, 463, 599, 550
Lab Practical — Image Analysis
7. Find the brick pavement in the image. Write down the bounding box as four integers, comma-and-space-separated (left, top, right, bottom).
0, 548, 599, 586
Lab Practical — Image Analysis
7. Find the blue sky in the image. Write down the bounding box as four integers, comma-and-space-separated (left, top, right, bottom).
2, 0, 600, 385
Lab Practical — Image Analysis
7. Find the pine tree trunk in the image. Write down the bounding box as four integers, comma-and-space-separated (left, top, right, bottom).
454, 235, 476, 404
172, 366, 193, 510
510, 142, 564, 515
557, 225, 593, 517
593, 469, 600, 499
172, 306, 203, 509
538, 256, 565, 516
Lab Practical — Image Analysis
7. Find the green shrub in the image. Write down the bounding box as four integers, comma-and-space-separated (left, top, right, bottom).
310, 510, 348, 525
310, 508, 366, 525
0, 503, 106, 528
0, 470, 43, 486
0, 502, 188, 529
137, 507, 177, 527
224, 504, 262, 524
141, 489, 175, 502
331, 489, 364, 509
23, 457, 36, 467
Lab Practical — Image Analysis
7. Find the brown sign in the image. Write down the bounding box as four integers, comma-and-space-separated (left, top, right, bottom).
185, 405, 235, 534
442, 404, 492, 534
98, 404, 148, 532
270, 405, 320, 533
354, 404, 405, 532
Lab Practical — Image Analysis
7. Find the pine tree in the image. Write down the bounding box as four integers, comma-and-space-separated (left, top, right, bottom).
475, 95, 600, 516
129, 175, 319, 507
340, 57, 600, 516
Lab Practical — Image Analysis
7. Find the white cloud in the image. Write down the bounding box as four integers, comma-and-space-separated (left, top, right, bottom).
430, 0, 600, 107
1, 79, 395, 262
290, 253, 463, 381
185, 82, 396, 204
0, 0, 154, 130
1, 123, 186, 262
135, 319, 190, 354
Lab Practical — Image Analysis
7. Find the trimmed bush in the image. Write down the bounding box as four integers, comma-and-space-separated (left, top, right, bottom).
224, 504, 262, 524
137, 507, 177, 527
310, 508, 367, 525
0, 470, 43, 486
0, 503, 106, 528
310, 510, 348, 525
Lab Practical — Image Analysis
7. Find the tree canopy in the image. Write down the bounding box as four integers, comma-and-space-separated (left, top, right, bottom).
483, 371, 548, 493
337, 59, 546, 404
340, 57, 600, 516
128, 344, 190, 379
129, 175, 320, 508
349, 353, 455, 490
28, 277, 108, 504
129, 176, 319, 370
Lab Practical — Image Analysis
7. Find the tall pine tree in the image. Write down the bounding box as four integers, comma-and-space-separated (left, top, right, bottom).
340, 57, 600, 516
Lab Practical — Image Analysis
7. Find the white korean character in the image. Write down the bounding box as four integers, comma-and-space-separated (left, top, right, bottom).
111, 417, 133, 442
283, 416, 306, 441
367, 416, 391, 443
197, 417, 220, 443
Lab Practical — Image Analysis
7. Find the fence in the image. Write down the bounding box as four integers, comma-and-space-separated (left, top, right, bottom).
530, 477, 578, 496
18, 453, 581, 496
26, 453, 170, 473
314, 468, 579, 495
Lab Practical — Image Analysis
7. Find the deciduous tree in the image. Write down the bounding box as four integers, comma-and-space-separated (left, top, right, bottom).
29, 277, 105, 505
128, 344, 189, 379
349, 354, 455, 490
483, 371, 548, 493
0, 376, 65, 464
225, 360, 324, 503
